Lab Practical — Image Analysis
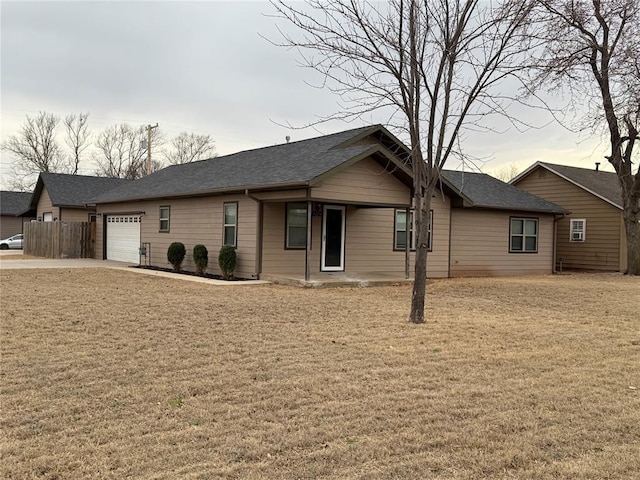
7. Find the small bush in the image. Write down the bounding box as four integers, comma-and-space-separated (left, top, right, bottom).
167, 242, 186, 272
193, 244, 208, 276
218, 245, 237, 280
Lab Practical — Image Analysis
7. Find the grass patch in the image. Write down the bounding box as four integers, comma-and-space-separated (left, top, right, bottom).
0, 254, 40, 260
1, 269, 639, 479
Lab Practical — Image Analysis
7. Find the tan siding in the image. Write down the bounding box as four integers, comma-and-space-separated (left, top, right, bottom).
515, 170, 623, 271
261, 203, 322, 275
450, 210, 554, 277
260, 193, 450, 278
37, 188, 59, 220
0, 216, 29, 238
344, 193, 450, 278
60, 208, 94, 223
97, 195, 258, 278
312, 156, 410, 206
253, 190, 308, 201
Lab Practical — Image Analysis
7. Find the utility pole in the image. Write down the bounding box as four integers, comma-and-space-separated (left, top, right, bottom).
146, 123, 159, 175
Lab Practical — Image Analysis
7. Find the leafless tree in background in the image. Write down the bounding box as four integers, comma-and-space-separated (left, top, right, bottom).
271, 0, 536, 323
94, 124, 164, 179
163, 132, 216, 165
63, 112, 90, 175
1, 112, 64, 189
493, 164, 522, 182
531, 0, 640, 274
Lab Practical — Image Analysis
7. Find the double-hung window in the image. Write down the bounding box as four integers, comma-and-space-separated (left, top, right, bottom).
510, 217, 538, 253
570, 219, 586, 242
286, 203, 307, 249
223, 202, 238, 247
159, 206, 170, 232
394, 209, 432, 250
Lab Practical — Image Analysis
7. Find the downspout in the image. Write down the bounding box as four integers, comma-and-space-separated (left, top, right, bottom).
552, 213, 566, 274
447, 200, 452, 279
305, 189, 312, 282
405, 205, 410, 279
245, 189, 263, 279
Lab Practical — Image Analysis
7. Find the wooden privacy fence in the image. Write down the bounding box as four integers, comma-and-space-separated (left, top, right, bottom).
24, 221, 95, 259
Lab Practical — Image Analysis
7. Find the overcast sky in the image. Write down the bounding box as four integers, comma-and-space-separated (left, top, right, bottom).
0, 0, 612, 190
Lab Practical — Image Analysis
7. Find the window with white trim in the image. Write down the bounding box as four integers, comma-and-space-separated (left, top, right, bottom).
570, 219, 586, 242
394, 209, 432, 251
286, 203, 307, 249
159, 206, 170, 232
510, 217, 538, 253
223, 202, 238, 247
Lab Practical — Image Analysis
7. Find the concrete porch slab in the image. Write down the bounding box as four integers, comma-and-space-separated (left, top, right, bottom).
260, 271, 414, 288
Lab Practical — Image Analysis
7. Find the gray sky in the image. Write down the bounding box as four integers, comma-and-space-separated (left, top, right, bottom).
0, 0, 611, 189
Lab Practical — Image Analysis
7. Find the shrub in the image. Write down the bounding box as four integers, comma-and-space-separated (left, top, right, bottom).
218, 245, 237, 280
167, 242, 186, 272
193, 244, 208, 276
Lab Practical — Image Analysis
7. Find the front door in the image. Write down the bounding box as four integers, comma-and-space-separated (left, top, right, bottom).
321, 205, 345, 271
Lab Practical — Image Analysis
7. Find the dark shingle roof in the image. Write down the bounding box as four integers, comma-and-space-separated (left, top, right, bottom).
442, 170, 567, 214
537, 162, 622, 208
36, 173, 131, 208
1, 191, 32, 216
91, 125, 408, 204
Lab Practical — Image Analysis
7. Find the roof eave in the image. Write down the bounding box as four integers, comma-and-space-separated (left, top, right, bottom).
93, 181, 312, 205
463, 204, 569, 215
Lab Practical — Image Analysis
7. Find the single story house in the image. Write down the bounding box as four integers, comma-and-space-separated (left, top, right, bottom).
0, 191, 35, 238
24, 172, 130, 223
90, 125, 565, 282
511, 161, 626, 272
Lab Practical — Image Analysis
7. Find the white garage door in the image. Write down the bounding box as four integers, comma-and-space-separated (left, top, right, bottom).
106, 215, 141, 263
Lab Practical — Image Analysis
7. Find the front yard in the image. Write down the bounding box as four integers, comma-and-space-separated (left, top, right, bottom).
1, 269, 639, 479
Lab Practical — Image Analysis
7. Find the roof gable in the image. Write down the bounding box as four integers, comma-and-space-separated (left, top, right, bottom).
28, 173, 131, 211
511, 162, 622, 210
91, 125, 412, 204
441, 170, 567, 214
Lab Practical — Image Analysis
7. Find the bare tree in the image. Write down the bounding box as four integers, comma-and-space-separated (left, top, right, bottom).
493, 164, 522, 182
272, 0, 536, 323
63, 112, 91, 175
163, 132, 216, 165
94, 124, 164, 179
531, 0, 640, 275
1, 112, 64, 188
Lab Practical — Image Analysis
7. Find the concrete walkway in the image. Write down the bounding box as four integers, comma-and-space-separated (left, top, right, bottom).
0, 256, 270, 286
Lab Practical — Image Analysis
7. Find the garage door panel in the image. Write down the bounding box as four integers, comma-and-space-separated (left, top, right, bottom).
106, 215, 141, 263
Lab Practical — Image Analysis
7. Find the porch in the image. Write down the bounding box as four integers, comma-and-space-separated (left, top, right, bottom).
260, 270, 414, 288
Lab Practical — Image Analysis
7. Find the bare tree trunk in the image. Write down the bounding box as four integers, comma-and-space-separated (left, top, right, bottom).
624, 210, 640, 275
409, 187, 434, 324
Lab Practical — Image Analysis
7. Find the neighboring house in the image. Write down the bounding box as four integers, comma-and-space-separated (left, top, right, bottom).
24, 173, 130, 223
511, 161, 626, 272
0, 191, 35, 238
90, 125, 565, 281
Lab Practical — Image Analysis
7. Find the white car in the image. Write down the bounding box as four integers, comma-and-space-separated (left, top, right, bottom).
0, 234, 23, 249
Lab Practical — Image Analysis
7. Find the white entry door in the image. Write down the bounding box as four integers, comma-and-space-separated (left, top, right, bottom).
321, 205, 345, 271
106, 215, 141, 263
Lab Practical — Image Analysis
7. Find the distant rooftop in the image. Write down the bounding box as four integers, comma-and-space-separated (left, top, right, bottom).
1, 191, 33, 216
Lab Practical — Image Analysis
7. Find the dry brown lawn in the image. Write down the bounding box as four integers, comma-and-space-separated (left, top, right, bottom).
0, 254, 40, 260
1, 269, 639, 480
